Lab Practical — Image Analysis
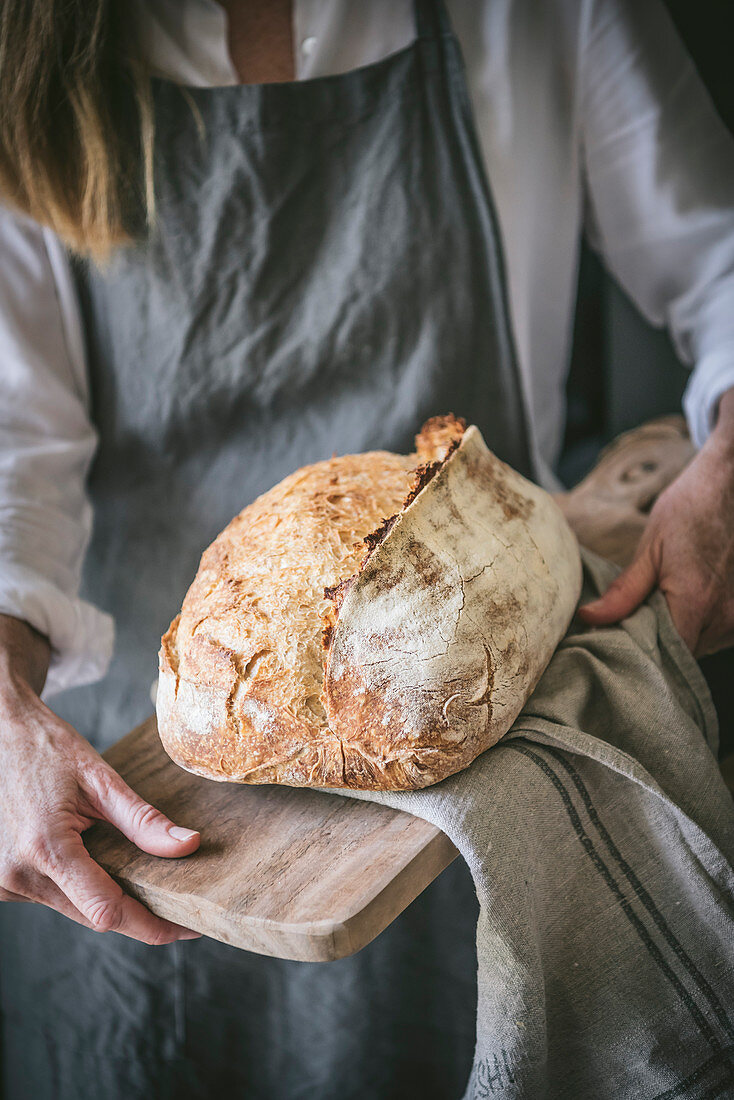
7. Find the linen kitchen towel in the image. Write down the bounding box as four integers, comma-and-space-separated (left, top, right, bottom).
337, 549, 734, 1098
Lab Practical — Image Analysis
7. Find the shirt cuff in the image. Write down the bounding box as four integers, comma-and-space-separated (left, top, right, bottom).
0, 562, 114, 698
683, 347, 734, 449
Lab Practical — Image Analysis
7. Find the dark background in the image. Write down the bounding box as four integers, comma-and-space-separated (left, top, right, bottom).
560, 0, 734, 486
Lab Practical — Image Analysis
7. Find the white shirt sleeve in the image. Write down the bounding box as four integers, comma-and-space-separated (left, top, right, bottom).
0, 207, 114, 697
579, 0, 734, 447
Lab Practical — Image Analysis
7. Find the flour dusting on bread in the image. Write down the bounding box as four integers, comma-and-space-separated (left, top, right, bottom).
157, 415, 581, 790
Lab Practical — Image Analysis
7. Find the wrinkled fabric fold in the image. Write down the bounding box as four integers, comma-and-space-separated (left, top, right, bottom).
334, 550, 734, 1098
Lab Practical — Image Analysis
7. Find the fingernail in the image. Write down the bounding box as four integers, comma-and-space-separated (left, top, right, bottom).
178, 930, 202, 940
168, 826, 199, 842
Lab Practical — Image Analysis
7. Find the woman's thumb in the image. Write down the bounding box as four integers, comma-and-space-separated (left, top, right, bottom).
578, 549, 657, 626
86, 765, 200, 858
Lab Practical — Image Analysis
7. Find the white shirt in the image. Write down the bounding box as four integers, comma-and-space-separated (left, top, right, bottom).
2, 0, 734, 696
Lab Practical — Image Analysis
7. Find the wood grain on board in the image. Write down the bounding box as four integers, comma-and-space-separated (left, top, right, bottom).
85, 717, 458, 962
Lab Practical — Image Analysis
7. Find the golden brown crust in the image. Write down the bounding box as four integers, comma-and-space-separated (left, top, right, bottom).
157, 416, 581, 791
414, 414, 467, 463
157, 448, 421, 786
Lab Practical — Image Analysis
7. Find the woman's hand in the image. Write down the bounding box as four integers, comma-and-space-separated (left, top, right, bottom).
580, 389, 734, 656
0, 618, 201, 945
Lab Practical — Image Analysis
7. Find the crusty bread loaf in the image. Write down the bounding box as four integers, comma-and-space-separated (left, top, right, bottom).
157, 416, 581, 790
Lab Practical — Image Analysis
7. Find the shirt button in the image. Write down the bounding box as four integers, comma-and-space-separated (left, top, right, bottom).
301, 36, 317, 57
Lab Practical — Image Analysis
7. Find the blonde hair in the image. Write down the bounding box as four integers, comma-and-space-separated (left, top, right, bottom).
0, 0, 154, 259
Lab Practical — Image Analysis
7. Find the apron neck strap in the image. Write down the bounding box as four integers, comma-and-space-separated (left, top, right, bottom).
414, 0, 453, 41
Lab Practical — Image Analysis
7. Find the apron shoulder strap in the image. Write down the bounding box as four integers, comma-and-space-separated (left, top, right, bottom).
414, 0, 453, 41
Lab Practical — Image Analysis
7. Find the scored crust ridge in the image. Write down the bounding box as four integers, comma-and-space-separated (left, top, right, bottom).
157, 414, 581, 790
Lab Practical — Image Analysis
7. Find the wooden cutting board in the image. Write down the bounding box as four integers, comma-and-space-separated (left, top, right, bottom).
84, 717, 458, 962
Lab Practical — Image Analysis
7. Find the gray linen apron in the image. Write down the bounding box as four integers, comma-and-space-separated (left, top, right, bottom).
0, 3, 533, 1097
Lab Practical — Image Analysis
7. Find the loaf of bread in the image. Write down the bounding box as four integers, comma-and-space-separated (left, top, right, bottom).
157, 416, 581, 790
